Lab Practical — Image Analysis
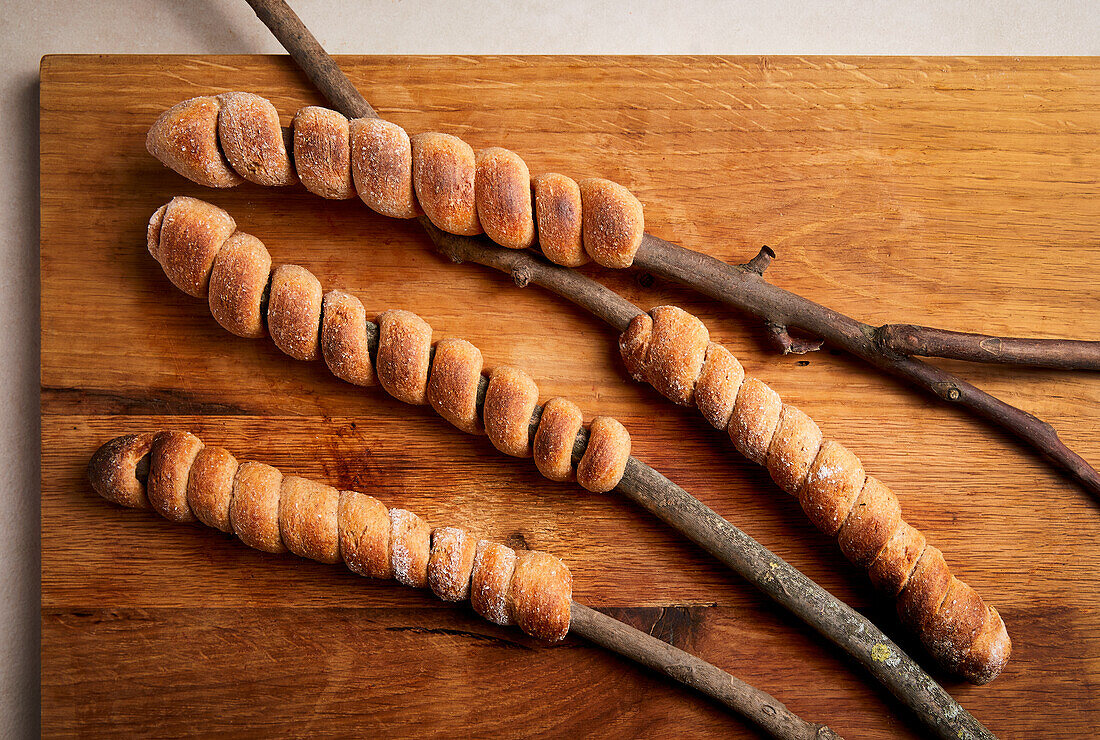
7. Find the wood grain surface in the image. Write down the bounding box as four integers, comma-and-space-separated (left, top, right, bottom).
41, 55, 1099, 738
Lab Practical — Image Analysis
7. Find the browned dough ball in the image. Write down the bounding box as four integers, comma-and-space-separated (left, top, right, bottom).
799, 441, 865, 536
578, 178, 644, 268
533, 173, 587, 267
641, 306, 710, 407
376, 309, 433, 405
148, 196, 236, 298
576, 416, 631, 493
208, 231, 272, 339
267, 264, 323, 361
186, 445, 239, 532
475, 147, 535, 249
471, 540, 517, 626
483, 366, 540, 457
320, 290, 377, 387
728, 377, 783, 465
767, 405, 823, 496
87, 432, 157, 509
279, 476, 341, 564
836, 476, 902, 568
390, 508, 431, 588
147, 431, 203, 523
411, 132, 482, 236
428, 526, 478, 602
293, 106, 355, 199
146, 96, 243, 188
350, 118, 421, 219
958, 606, 1012, 685
925, 577, 988, 671
510, 550, 572, 642
618, 312, 652, 382
426, 338, 485, 434
216, 92, 296, 187
230, 461, 286, 554
695, 342, 745, 430
868, 522, 926, 596
533, 397, 584, 482
338, 490, 392, 579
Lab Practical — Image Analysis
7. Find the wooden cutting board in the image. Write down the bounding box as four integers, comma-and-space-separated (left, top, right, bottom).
41, 55, 1100, 738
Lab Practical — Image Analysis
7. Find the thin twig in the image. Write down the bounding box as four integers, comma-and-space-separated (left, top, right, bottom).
875, 324, 1100, 370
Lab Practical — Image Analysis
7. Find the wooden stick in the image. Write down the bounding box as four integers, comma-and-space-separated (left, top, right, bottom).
568, 603, 840, 740
875, 324, 1100, 370
243, 0, 1099, 500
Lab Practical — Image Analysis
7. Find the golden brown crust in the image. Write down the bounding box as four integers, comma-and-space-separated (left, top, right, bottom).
389, 508, 430, 588
87, 433, 157, 509
799, 440, 865, 535
510, 550, 573, 642
337, 491, 392, 579
957, 605, 1012, 685
186, 445, 239, 533
924, 577, 988, 671
320, 290, 377, 387
208, 231, 272, 339
729, 377, 783, 465
292, 106, 355, 199
216, 92, 296, 187
475, 147, 535, 250
642, 306, 710, 406
149, 196, 236, 298
533, 397, 584, 482
279, 476, 341, 564
428, 526, 478, 602
533, 173, 587, 267
411, 132, 482, 235
146, 96, 243, 188
267, 264, 323, 362
349, 118, 421, 219
695, 342, 745, 430
470, 541, 517, 626
578, 177, 644, 268
230, 461, 286, 554
376, 309, 433, 405
618, 313, 652, 382
426, 337, 484, 434
897, 545, 953, 633
766, 405, 823, 495
868, 521, 927, 596
483, 366, 540, 457
576, 416, 631, 493
146, 431, 203, 523
837, 475, 902, 568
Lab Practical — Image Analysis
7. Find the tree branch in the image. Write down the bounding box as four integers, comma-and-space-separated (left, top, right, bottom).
875, 324, 1100, 370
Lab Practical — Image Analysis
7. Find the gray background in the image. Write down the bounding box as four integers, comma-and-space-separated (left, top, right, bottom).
6, 1, 1097, 735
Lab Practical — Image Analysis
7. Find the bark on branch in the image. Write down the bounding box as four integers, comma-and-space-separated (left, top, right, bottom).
875, 324, 1100, 370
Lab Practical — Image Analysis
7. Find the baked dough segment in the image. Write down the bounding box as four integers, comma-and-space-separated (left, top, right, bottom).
376, 309, 433, 405
267, 264, 323, 361
958, 605, 1012, 685
470, 540, 517, 626
147, 431, 203, 523
533, 173, 587, 267
766, 405, 823, 496
279, 476, 341, 564
729, 377, 783, 465
836, 475, 902, 568
337, 491, 392, 579
576, 416, 631, 493
510, 550, 573, 642
533, 397, 584, 482
643, 306, 709, 407
146, 96, 242, 188
320, 290, 378, 387
868, 521, 926, 596
186, 445, 239, 533
293, 106, 355, 200
897, 545, 953, 633
618, 312, 653, 382
87, 432, 157, 509
349, 118, 421, 219
208, 231, 272, 339
426, 338, 485, 434
578, 178, 644, 268
148, 196, 236, 298
475, 147, 535, 249
428, 526, 478, 602
411, 132, 482, 236
924, 576, 988, 671
799, 440, 865, 535
230, 461, 287, 554
390, 508, 431, 588
483, 366, 540, 457
694, 342, 745, 431
216, 92, 296, 187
